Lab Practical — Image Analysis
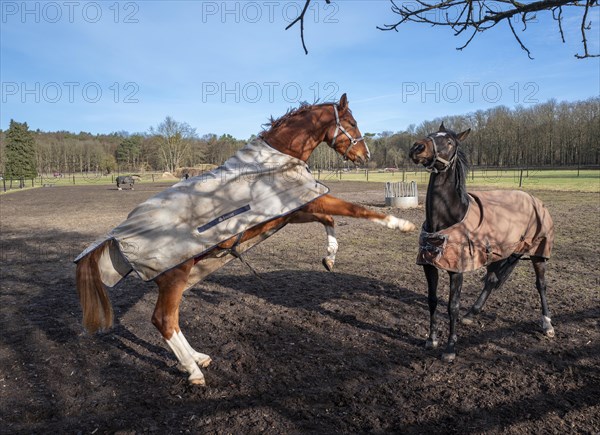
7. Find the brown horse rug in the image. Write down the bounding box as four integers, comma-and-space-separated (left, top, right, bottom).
417, 190, 554, 272
75, 138, 328, 290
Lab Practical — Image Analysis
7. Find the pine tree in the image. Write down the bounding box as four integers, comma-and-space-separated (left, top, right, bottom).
4, 120, 37, 179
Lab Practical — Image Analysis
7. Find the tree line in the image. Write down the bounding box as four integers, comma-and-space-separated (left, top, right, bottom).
0, 97, 598, 179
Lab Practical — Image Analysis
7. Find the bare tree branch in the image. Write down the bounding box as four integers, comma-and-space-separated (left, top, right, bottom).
553, 6, 566, 43
286, 0, 598, 58
576, 0, 600, 58
286, 0, 331, 54
378, 0, 599, 59
507, 13, 533, 59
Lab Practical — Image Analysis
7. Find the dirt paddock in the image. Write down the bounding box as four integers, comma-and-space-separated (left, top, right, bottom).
1, 181, 598, 433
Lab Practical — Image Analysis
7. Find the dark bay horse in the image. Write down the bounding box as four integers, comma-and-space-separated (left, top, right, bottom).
76, 94, 416, 385
409, 123, 555, 362
116, 175, 135, 190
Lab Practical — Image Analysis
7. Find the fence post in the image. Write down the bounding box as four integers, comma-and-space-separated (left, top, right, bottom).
519, 169, 523, 188
73, 174, 76, 185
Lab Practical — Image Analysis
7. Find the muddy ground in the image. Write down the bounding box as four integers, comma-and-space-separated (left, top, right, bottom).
0, 181, 598, 434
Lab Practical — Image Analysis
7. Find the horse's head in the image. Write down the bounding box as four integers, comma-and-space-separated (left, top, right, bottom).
260, 93, 370, 164
323, 93, 370, 165
409, 123, 470, 173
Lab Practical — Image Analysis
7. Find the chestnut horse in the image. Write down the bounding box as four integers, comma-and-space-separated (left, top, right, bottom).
76, 94, 416, 385
409, 123, 555, 362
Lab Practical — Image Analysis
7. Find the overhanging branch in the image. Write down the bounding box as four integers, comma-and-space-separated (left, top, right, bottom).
286, 0, 331, 55
377, 0, 599, 59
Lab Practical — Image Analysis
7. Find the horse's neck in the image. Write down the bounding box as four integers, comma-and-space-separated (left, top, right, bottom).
425, 168, 469, 232
262, 112, 330, 162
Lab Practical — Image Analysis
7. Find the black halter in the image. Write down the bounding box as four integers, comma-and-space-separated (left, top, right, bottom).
425, 132, 458, 173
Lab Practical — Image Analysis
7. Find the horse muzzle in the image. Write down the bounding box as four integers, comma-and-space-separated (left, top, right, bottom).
354, 152, 369, 165
409, 143, 429, 165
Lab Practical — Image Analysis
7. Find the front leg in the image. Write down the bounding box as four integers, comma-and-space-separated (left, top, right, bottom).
443, 271, 463, 362
288, 211, 338, 271
423, 265, 439, 349
301, 194, 416, 232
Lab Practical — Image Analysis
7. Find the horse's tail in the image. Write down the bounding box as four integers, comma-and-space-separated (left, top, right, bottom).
483, 254, 522, 289
76, 241, 114, 333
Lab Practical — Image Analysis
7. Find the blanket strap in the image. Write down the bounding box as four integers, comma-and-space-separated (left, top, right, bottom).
228, 231, 263, 280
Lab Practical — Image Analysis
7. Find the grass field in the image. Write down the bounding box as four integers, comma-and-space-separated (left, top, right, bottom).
2, 168, 598, 194
316, 168, 600, 193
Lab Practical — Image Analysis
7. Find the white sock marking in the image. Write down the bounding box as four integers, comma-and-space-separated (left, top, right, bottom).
326, 226, 338, 257
177, 331, 211, 366
374, 215, 416, 232
542, 315, 554, 336
166, 332, 205, 382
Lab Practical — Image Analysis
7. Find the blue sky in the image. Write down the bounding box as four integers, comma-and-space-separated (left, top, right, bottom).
1, 0, 599, 138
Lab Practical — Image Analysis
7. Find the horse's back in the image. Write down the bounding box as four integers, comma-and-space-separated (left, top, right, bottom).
470, 189, 554, 259
418, 189, 554, 272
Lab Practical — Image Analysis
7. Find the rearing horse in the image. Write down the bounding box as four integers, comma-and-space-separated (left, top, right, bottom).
409, 123, 555, 362
76, 94, 416, 385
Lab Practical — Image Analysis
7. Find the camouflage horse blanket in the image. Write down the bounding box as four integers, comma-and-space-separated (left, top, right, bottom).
417, 190, 554, 272
75, 138, 328, 290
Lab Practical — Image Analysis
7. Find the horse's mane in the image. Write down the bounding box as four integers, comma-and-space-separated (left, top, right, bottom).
454, 147, 470, 206
260, 100, 340, 134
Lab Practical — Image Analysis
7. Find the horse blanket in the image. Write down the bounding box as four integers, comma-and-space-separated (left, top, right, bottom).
116, 176, 135, 189
417, 190, 554, 272
75, 138, 329, 290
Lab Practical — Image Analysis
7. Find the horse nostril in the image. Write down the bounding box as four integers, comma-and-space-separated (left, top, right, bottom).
410, 143, 425, 157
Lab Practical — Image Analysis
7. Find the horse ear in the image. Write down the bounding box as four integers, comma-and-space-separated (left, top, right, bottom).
439, 122, 446, 132
338, 93, 348, 114
456, 128, 471, 141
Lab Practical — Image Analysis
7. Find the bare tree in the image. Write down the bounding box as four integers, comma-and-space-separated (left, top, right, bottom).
149, 116, 197, 173
288, 0, 598, 58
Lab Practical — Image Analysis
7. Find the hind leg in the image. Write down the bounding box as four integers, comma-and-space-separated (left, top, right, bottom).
152, 259, 210, 385
461, 277, 495, 325
462, 256, 520, 325
532, 257, 555, 337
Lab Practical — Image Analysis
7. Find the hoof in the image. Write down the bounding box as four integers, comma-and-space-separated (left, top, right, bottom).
322, 257, 335, 272
188, 375, 206, 386
198, 356, 212, 368
403, 221, 417, 232
544, 327, 555, 338
441, 352, 456, 363
542, 316, 554, 338
461, 316, 474, 326
383, 216, 415, 232
425, 339, 438, 349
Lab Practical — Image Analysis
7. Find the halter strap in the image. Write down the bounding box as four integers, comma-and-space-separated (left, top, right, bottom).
425, 132, 457, 173
329, 105, 364, 160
